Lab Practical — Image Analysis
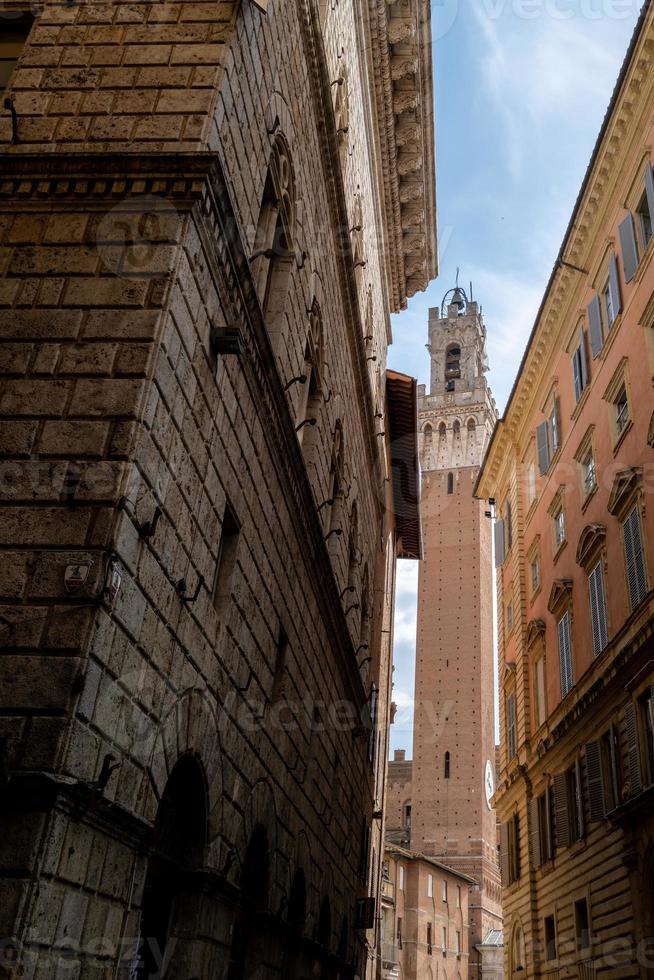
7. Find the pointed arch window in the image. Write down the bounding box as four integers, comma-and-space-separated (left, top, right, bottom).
252, 135, 296, 348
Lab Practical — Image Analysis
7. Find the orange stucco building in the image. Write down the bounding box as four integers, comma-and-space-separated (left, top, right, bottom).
476, 4, 654, 977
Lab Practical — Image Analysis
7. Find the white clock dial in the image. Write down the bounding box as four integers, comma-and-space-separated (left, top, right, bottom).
484, 760, 495, 809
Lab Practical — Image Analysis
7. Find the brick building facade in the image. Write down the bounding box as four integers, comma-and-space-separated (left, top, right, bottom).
0, 0, 436, 976
385, 294, 502, 980
476, 5, 654, 977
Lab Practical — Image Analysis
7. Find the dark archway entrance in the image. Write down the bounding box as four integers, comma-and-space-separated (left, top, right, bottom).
228, 825, 273, 980
138, 753, 208, 979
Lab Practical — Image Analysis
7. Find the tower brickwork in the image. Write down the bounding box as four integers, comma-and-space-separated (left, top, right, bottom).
411, 291, 502, 977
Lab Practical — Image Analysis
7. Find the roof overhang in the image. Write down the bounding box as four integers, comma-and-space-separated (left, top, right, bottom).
362, 0, 438, 311
386, 370, 422, 560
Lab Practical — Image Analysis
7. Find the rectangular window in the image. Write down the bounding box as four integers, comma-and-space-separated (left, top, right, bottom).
213, 502, 241, 615
636, 183, 653, 253
427, 923, 433, 956
574, 898, 591, 951
507, 693, 517, 759
623, 504, 648, 610
456, 931, 461, 956
531, 556, 540, 595
538, 788, 553, 862
457, 885, 461, 908
535, 656, 547, 728
554, 506, 565, 549
399, 865, 405, 891
427, 873, 433, 898
582, 449, 596, 497
544, 915, 557, 961
528, 461, 536, 506
397, 917, 403, 949
441, 879, 447, 903
614, 383, 629, 436
558, 611, 574, 697
603, 278, 615, 329
588, 561, 608, 656
442, 926, 447, 953
570, 760, 585, 843
0, 16, 33, 98
506, 602, 514, 634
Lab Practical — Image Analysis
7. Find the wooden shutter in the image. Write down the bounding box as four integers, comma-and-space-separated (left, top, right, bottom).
624, 701, 643, 797
553, 771, 570, 849
585, 740, 606, 822
572, 347, 582, 403
646, 162, 654, 229
550, 395, 561, 454
619, 213, 639, 283
624, 505, 647, 610
588, 562, 608, 657
588, 295, 603, 358
575, 756, 585, 840
506, 501, 513, 549
500, 821, 510, 884
529, 797, 541, 868
536, 420, 550, 476
494, 518, 505, 567
579, 327, 589, 389
609, 721, 620, 810
507, 693, 517, 759
544, 785, 553, 860
558, 612, 573, 697
608, 250, 622, 318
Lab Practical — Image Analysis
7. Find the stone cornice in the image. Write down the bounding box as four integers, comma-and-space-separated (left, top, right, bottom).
361, 0, 437, 312
476, 5, 654, 496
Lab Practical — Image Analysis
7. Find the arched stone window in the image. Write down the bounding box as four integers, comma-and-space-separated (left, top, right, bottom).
252, 135, 296, 349
446, 343, 461, 380
510, 922, 526, 975
423, 423, 433, 455
138, 754, 208, 978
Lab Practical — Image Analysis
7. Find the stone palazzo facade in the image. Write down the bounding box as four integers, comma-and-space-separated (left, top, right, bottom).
477, 5, 654, 978
0, 0, 436, 977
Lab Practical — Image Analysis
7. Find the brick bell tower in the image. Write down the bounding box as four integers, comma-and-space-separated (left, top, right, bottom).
411, 282, 502, 974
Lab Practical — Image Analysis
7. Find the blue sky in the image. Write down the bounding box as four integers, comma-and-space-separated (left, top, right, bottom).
387, 0, 643, 756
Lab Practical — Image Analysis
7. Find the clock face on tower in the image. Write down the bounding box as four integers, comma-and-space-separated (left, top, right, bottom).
484, 760, 495, 809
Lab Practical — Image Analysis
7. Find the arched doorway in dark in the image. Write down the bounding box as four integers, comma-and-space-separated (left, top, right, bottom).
228, 824, 272, 980
138, 753, 208, 979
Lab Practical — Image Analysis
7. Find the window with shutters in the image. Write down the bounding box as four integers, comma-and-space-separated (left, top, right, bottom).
636, 189, 653, 253
602, 358, 632, 449
624, 700, 643, 798
529, 790, 553, 869
574, 426, 597, 505
548, 487, 567, 558
588, 250, 621, 358
506, 692, 517, 760
622, 504, 648, 611
553, 762, 584, 849
587, 560, 608, 656
614, 383, 629, 435
601, 725, 621, 812
536, 393, 561, 476
571, 324, 590, 403
557, 611, 574, 697
508, 814, 521, 882
544, 915, 557, 961
494, 518, 506, 568
602, 278, 615, 329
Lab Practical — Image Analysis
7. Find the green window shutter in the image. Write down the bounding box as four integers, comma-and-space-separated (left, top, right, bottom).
558, 612, 573, 697
588, 561, 608, 656
588, 295, 603, 358
553, 772, 570, 849
578, 327, 589, 389
500, 822, 510, 884
623, 505, 647, 610
575, 756, 585, 840
624, 701, 643, 797
585, 740, 605, 822
608, 250, 622, 318
529, 797, 541, 868
619, 213, 639, 283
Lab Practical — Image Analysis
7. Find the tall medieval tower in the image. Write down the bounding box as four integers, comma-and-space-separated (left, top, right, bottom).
411, 286, 502, 974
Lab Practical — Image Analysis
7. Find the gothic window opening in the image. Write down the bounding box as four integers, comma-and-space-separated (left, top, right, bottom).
138, 754, 208, 980
445, 344, 461, 384
423, 424, 433, 461
252, 135, 296, 349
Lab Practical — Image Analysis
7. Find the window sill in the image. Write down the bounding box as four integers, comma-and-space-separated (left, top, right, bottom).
580, 483, 598, 514
612, 417, 633, 456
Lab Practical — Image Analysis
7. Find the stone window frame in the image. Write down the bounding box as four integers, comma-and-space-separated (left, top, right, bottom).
565, 316, 592, 420
622, 152, 654, 274
527, 535, 542, 604
573, 424, 597, 511
607, 467, 649, 613
548, 580, 574, 699
547, 486, 567, 563
602, 356, 632, 453
575, 523, 610, 659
